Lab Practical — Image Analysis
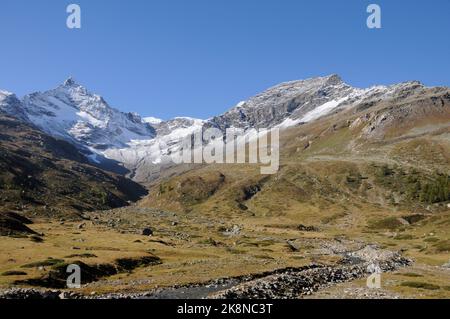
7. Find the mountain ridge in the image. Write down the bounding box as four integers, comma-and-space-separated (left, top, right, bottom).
1, 75, 447, 183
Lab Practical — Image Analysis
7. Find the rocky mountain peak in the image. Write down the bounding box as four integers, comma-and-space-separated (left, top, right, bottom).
17, 78, 156, 150
323, 74, 344, 86
63, 76, 78, 87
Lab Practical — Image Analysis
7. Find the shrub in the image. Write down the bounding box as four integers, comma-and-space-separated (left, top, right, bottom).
419, 174, 450, 204
21, 258, 65, 268
400, 273, 423, 278
434, 240, 450, 253
1, 270, 27, 276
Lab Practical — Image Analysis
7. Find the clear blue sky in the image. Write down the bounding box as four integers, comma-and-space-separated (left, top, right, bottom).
0, 0, 449, 120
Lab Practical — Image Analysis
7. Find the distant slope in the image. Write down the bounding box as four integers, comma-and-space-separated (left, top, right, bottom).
0, 114, 147, 219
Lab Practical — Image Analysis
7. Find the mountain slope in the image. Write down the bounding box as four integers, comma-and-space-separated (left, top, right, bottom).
0, 113, 147, 219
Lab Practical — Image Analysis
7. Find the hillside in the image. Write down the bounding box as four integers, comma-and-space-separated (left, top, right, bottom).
0, 114, 147, 221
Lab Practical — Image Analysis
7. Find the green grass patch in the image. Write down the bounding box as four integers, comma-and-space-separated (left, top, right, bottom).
21, 258, 65, 268
368, 217, 403, 230
400, 281, 441, 290
321, 212, 348, 224
394, 234, 415, 240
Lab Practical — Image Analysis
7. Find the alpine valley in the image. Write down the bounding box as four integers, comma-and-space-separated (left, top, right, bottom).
0, 75, 449, 299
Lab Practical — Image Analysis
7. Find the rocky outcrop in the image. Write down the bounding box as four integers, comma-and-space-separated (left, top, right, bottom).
0, 212, 37, 236
208, 75, 354, 130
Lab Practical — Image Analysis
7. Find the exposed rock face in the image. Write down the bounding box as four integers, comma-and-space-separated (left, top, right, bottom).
0, 212, 37, 236
208, 74, 355, 130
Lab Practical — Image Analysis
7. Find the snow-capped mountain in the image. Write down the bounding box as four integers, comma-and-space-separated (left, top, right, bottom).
0, 75, 430, 182
21, 78, 156, 150
207, 75, 426, 132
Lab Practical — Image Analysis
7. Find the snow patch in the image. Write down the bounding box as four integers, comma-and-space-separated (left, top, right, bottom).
276, 117, 301, 128
143, 116, 163, 124
300, 97, 349, 123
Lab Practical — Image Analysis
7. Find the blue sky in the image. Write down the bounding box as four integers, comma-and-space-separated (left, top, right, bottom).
0, 0, 449, 120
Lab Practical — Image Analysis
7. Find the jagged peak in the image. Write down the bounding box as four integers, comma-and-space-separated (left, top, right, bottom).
370, 80, 425, 93
58, 77, 106, 103
0, 89, 14, 97
63, 76, 79, 87
262, 74, 347, 92
324, 73, 344, 85
395, 80, 423, 87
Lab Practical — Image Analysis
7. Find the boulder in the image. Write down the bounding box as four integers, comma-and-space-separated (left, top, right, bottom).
142, 228, 153, 236
298, 224, 319, 232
